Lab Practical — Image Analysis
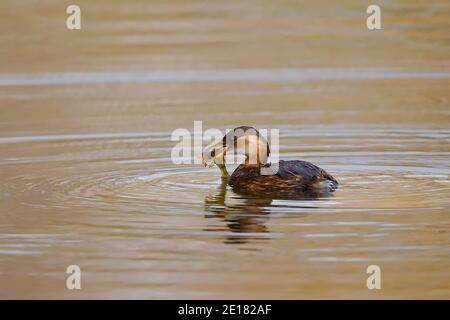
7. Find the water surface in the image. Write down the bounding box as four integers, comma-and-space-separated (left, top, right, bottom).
0, 0, 449, 299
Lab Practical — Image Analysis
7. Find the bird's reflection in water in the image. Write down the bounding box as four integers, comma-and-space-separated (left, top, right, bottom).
204, 178, 322, 245
204, 178, 272, 244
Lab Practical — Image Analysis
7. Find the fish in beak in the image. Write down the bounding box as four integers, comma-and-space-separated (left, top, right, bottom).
202, 140, 228, 168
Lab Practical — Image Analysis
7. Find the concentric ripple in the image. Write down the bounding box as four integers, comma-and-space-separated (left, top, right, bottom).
1, 126, 448, 215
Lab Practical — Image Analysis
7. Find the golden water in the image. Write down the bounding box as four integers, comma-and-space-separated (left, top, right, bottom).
0, 0, 449, 299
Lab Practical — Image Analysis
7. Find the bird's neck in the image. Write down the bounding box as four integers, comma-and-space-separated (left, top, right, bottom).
215, 161, 229, 177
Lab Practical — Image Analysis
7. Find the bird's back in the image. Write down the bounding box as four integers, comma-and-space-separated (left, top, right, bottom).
229, 160, 339, 197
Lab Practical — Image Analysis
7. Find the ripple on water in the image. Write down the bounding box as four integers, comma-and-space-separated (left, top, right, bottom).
0, 127, 449, 214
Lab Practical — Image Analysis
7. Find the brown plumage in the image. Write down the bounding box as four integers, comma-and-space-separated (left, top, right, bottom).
229, 160, 339, 198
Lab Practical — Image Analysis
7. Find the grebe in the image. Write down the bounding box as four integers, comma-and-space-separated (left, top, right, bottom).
202, 126, 339, 197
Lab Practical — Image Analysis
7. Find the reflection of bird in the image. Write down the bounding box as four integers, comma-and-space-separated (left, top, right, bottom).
202, 126, 339, 198
204, 177, 271, 244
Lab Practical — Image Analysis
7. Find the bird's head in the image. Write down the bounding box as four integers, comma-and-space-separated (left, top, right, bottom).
202, 126, 270, 176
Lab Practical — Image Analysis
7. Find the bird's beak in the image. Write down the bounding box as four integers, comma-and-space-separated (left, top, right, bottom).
202, 141, 228, 168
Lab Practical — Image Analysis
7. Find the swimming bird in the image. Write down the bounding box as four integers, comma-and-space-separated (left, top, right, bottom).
202, 126, 339, 197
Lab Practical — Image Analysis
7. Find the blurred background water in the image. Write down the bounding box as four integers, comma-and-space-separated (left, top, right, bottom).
0, 0, 449, 299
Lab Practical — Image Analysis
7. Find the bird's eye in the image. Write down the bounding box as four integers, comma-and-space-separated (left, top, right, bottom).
210, 149, 216, 157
